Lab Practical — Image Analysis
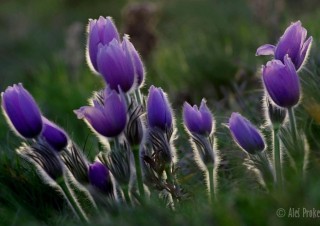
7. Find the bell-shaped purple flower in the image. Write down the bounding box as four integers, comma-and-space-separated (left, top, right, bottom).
74, 89, 127, 138
1, 83, 42, 138
89, 161, 113, 194
97, 37, 136, 93
147, 86, 172, 130
86, 16, 120, 73
256, 21, 312, 71
183, 99, 214, 135
229, 113, 265, 154
262, 55, 300, 108
41, 117, 68, 151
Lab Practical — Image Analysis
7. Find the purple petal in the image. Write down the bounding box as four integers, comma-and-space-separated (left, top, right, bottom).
87, 19, 101, 71
86, 16, 120, 73
126, 38, 145, 87
1, 84, 42, 138
183, 102, 202, 134
256, 44, 275, 56
103, 90, 127, 137
199, 99, 213, 134
41, 117, 68, 151
262, 57, 300, 108
74, 106, 110, 137
89, 162, 112, 193
229, 113, 265, 154
297, 36, 313, 70
101, 17, 120, 45
275, 21, 306, 67
75, 90, 127, 137
97, 40, 135, 92
147, 86, 172, 130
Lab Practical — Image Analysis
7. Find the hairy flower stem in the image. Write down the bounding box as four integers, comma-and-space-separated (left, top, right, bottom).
133, 146, 145, 201
114, 138, 120, 150
134, 89, 143, 106
57, 177, 88, 222
256, 152, 275, 190
165, 165, 173, 184
288, 107, 298, 144
273, 128, 283, 190
164, 164, 177, 211
207, 165, 216, 203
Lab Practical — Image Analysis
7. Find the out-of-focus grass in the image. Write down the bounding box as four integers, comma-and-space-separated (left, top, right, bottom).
150, 0, 266, 100
0, 0, 126, 89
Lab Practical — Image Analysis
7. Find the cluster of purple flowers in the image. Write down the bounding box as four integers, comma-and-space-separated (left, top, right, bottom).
229, 21, 312, 155
228, 21, 312, 189
0, 17, 313, 221
258, 21, 312, 108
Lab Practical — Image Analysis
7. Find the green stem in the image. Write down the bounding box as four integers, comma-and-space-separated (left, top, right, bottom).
273, 128, 283, 189
113, 137, 120, 151
165, 165, 173, 184
288, 107, 298, 143
57, 177, 88, 222
288, 108, 306, 179
133, 146, 145, 201
134, 89, 143, 106
122, 186, 131, 205
124, 93, 132, 107
256, 152, 275, 191
207, 165, 215, 203
164, 165, 176, 209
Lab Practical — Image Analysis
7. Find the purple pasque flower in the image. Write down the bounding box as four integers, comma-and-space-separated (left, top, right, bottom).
256, 21, 312, 71
97, 36, 136, 93
89, 161, 113, 194
147, 85, 173, 131
229, 113, 265, 154
41, 117, 68, 151
74, 89, 127, 138
183, 99, 214, 135
262, 55, 300, 108
1, 83, 42, 138
86, 16, 120, 73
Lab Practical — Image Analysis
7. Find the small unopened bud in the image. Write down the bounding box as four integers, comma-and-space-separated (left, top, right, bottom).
88, 161, 113, 194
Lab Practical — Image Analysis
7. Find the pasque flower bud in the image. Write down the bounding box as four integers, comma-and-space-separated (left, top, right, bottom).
147, 86, 173, 131
183, 99, 214, 135
1, 84, 42, 138
41, 117, 68, 151
229, 113, 265, 154
88, 162, 113, 194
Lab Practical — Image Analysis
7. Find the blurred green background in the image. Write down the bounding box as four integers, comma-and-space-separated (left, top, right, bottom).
2, 0, 320, 225
1, 0, 320, 146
